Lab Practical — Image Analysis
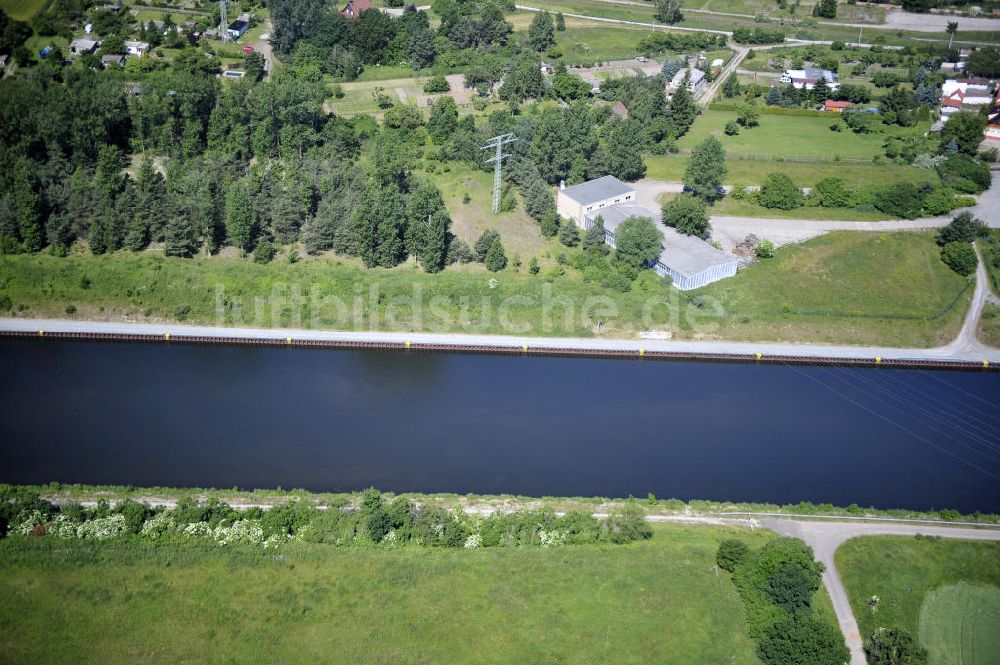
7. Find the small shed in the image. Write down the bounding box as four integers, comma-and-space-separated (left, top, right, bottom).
69, 38, 98, 55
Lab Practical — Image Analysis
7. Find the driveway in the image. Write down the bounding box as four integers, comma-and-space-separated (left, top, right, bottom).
761, 518, 1000, 665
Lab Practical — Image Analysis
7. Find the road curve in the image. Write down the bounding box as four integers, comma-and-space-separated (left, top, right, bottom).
760, 518, 1000, 665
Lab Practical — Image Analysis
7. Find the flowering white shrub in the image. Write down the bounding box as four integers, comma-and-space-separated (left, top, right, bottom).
263, 534, 288, 549
538, 529, 566, 548
383, 529, 398, 547
213, 520, 264, 546
76, 514, 127, 540
14, 510, 47, 536
181, 521, 213, 538
141, 512, 177, 539
49, 514, 81, 539
913, 153, 946, 170
464, 533, 482, 549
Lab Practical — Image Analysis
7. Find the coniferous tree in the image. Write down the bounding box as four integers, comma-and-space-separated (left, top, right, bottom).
354, 183, 407, 268
558, 219, 580, 247
13, 161, 41, 252
164, 214, 198, 257
667, 71, 697, 138
485, 236, 507, 271
225, 182, 256, 255
523, 177, 555, 222
555, 12, 565, 31
474, 228, 501, 262
766, 86, 781, 105
582, 216, 608, 253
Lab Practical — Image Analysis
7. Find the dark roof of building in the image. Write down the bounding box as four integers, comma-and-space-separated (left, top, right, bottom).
228, 19, 249, 30
560, 175, 634, 207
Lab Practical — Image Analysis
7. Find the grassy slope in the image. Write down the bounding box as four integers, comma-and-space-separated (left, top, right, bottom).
0, 523, 771, 665
0, 232, 970, 346
979, 304, 1000, 349
836, 535, 1000, 639
694, 231, 971, 346
0, 0, 46, 21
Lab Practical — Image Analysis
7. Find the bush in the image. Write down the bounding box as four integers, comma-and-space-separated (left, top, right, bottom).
758, 616, 850, 665
874, 182, 923, 219
864, 627, 928, 665
725, 121, 740, 135
755, 239, 775, 258
920, 186, 958, 217
758, 173, 803, 210
809, 177, 851, 208
558, 220, 580, 247
937, 212, 986, 245
485, 237, 508, 272
717, 539, 750, 571
605, 504, 652, 543
662, 194, 710, 239
253, 240, 275, 264
940, 241, 977, 276
423, 75, 451, 93
937, 154, 991, 194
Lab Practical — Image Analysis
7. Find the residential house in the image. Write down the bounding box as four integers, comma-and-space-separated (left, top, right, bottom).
986, 88, 1000, 141
125, 41, 150, 57
778, 67, 838, 90
69, 38, 98, 56
340, 0, 374, 19
668, 67, 706, 97
823, 100, 852, 113
559, 176, 738, 290
940, 79, 993, 122
101, 54, 126, 68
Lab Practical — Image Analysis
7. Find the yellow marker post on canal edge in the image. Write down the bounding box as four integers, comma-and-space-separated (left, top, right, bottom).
756, 352, 762, 360
405, 340, 411, 349
164, 332, 170, 341
286, 336, 292, 345
876, 356, 881, 364
522, 344, 528, 353
639, 348, 645, 357
985, 360, 991, 368
38, 329, 44, 337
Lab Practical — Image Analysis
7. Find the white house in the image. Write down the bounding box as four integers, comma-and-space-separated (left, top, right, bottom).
557, 175, 636, 224
124, 41, 150, 57
668, 67, 706, 96
778, 67, 838, 90
563, 176, 738, 290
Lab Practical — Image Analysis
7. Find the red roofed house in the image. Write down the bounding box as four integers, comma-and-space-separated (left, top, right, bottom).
824, 100, 852, 113
340, 0, 373, 19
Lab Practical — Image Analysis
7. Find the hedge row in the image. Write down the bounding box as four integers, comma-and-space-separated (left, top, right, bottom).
708, 102, 841, 118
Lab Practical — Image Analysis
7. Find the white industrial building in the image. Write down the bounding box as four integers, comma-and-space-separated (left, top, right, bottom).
558, 177, 738, 290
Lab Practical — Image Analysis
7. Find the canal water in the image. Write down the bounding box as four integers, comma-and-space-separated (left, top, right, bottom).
1, 338, 998, 512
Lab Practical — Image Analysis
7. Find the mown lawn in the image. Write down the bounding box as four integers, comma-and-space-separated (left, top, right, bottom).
674, 110, 933, 162
0, 523, 771, 665
918, 582, 1000, 665
836, 536, 1000, 656
0, 0, 47, 21
694, 231, 972, 346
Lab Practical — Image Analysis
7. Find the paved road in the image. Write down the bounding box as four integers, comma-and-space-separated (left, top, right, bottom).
761, 518, 1000, 665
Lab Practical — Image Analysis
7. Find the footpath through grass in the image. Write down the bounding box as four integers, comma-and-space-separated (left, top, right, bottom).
0, 523, 769, 665
836, 536, 1000, 663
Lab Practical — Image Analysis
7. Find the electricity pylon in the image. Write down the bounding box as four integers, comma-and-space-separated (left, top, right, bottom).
219, 0, 230, 44
481, 133, 517, 214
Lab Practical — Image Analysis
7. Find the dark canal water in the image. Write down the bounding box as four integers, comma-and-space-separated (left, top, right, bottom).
1, 338, 999, 512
